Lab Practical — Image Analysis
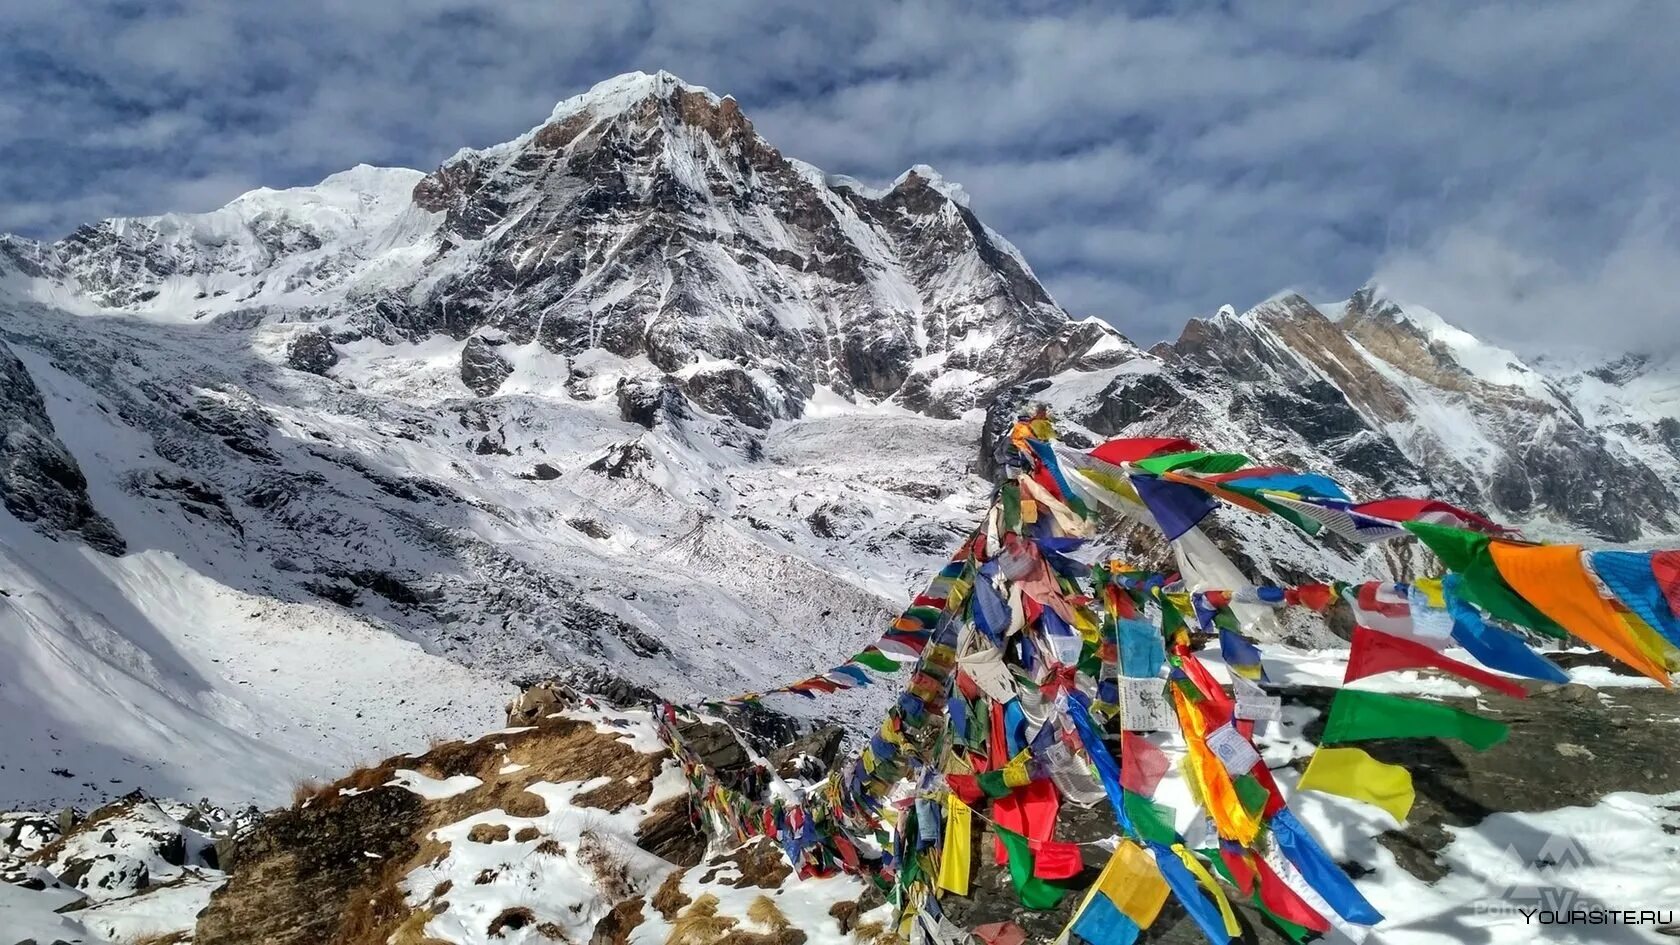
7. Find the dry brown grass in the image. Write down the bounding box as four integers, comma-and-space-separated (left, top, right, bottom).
578, 829, 637, 901
849, 923, 900, 945
652, 870, 692, 920
534, 838, 566, 857
666, 893, 739, 945
514, 826, 541, 843
291, 778, 331, 807
746, 896, 789, 932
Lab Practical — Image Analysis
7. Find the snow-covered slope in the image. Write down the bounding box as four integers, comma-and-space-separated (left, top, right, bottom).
3, 70, 1679, 820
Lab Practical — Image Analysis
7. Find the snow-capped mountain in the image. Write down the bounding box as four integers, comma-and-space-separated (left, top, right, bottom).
3, 70, 1678, 812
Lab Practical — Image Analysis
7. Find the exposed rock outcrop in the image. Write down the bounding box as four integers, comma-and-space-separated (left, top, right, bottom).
0, 340, 125, 554
286, 327, 340, 375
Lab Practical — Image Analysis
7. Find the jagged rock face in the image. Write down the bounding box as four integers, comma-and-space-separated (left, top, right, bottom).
399, 72, 1096, 420
1099, 292, 1679, 541
0, 340, 125, 554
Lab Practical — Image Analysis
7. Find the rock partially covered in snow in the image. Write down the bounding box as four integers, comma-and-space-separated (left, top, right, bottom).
285, 327, 340, 375
0, 340, 125, 555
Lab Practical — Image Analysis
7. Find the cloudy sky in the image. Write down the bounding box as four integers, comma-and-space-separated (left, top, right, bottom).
4, 1, 1678, 353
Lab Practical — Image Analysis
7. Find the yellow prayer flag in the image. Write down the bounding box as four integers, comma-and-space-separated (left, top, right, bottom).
937, 794, 972, 896
1092, 839, 1170, 928
1172, 844, 1241, 937
1413, 577, 1445, 608
1620, 611, 1680, 671
1002, 751, 1033, 787
1298, 745, 1415, 823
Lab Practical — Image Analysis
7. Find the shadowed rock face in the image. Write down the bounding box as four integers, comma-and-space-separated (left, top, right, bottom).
0, 340, 125, 554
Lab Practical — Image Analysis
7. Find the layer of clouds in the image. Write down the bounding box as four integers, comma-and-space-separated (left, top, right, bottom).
3, 0, 1677, 353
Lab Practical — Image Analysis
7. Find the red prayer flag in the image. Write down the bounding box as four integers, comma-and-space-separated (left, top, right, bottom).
1346, 626, 1529, 698
992, 780, 1059, 865
1090, 437, 1199, 465
1120, 732, 1171, 797
1292, 583, 1336, 611
1354, 497, 1508, 535
1219, 845, 1257, 898
974, 922, 1026, 945
989, 700, 1011, 770
1254, 855, 1331, 932
1654, 551, 1680, 619
946, 774, 985, 804
1029, 838, 1085, 880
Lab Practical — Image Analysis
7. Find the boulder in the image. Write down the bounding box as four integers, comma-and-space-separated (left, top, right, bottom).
459, 335, 513, 396
505, 680, 581, 726
284, 328, 339, 375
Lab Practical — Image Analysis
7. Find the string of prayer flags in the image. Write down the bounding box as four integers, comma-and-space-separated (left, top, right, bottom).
1296, 746, 1415, 822
657, 419, 1679, 945
1320, 689, 1510, 750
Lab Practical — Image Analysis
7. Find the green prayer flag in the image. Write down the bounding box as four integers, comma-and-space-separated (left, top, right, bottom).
977, 770, 1012, 798
1123, 791, 1178, 845
1132, 451, 1252, 475
1321, 689, 1509, 751
1233, 774, 1271, 816
994, 825, 1066, 910
850, 650, 901, 674
1001, 482, 1022, 533
1405, 522, 1566, 639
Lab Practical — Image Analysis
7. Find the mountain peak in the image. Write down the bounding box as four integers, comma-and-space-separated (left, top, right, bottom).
543, 70, 724, 126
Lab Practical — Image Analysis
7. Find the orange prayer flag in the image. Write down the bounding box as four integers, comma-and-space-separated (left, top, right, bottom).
1488, 542, 1672, 686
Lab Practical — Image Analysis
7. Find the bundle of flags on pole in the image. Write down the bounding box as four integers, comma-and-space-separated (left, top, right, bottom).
650, 413, 1678, 945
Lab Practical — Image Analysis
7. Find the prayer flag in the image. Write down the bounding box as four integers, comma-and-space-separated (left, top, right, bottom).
1297, 746, 1415, 822
1321, 689, 1508, 750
